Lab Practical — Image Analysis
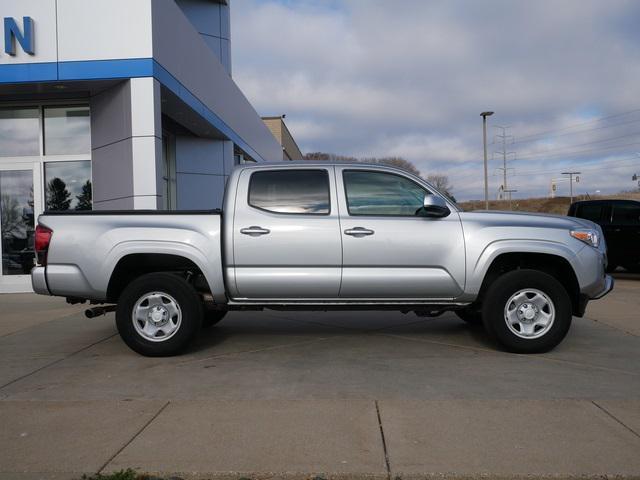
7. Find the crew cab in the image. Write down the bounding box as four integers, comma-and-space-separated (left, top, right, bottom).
31, 162, 613, 356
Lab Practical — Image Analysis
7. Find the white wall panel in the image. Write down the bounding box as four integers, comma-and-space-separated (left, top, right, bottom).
57, 0, 153, 62
130, 77, 161, 138
0, 0, 57, 64
131, 136, 162, 199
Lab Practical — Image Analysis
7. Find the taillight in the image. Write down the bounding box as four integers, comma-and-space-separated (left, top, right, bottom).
35, 225, 53, 266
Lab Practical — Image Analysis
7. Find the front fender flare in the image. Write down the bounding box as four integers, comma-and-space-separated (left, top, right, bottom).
466, 239, 582, 296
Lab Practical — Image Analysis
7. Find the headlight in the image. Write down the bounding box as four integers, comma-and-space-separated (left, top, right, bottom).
570, 229, 600, 248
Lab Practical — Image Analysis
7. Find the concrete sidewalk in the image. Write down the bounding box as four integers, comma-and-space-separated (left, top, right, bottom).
1, 276, 639, 479
2, 399, 640, 479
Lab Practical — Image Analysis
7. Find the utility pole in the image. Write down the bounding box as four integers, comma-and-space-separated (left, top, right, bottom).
493, 126, 515, 203
480, 111, 494, 209
562, 171, 581, 204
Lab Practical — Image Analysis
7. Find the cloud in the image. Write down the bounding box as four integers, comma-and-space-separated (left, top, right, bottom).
232, 0, 640, 200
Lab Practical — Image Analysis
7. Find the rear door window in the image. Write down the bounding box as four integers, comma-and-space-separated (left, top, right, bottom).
611, 202, 640, 226
576, 204, 603, 222
248, 169, 330, 215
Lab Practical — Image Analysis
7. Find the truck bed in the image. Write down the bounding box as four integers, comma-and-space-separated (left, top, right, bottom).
34, 210, 225, 302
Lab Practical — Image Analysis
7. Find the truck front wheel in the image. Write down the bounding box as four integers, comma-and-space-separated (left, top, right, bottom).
482, 269, 572, 353
116, 273, 202, 356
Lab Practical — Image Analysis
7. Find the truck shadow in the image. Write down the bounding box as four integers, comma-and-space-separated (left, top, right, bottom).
612, 271, 640, 281
192, 311, 498, 353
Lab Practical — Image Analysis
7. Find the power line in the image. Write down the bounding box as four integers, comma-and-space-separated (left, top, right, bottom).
513, 118, 640, 146
451, 154, 640, 183
511, 140, 640, 162
505, 157, 640, 178
459, 153, 640, 181
512, 107, 640, 144
513, 130, 640, 158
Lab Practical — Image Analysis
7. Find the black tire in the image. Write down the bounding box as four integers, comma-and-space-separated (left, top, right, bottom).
482, 269, 572, 354
202, 309, 227, 328
116, 273, 202, 356
606, 263, 618, 273
455, 308, 483, 325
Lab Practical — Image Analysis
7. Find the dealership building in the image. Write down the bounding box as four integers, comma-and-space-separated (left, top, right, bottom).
0, 0, 300, 292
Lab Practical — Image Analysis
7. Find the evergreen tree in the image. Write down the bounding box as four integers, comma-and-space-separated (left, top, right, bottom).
46, 178, 71, 211
75, 180, 92, 211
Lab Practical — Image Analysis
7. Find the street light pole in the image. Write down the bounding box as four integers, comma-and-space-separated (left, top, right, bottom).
480, 111, 494, 210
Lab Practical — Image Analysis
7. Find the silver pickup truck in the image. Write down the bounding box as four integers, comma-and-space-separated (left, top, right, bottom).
31, 162, 613, 356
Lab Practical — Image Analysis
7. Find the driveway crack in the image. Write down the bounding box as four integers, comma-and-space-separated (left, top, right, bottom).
592, 400, 640, 439
0, 333, 117, 391
97, 400, 170, 474
375, 400, 392, 480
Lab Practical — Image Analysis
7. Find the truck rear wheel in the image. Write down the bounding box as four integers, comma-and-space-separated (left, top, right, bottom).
482, 269, 572, 353
116, 273, 202, 356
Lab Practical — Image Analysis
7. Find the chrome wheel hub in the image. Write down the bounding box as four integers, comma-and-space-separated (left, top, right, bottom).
132, 292, 182, 342
504, 288, 555, 339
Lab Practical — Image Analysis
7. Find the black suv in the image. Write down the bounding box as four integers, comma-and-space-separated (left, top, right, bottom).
568, 199, 640, 272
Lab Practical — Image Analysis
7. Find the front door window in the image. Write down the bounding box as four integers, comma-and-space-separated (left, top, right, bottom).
0, 170, 35, 275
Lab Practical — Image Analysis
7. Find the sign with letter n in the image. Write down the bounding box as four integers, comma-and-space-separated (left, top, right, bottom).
4, 16, 34, 55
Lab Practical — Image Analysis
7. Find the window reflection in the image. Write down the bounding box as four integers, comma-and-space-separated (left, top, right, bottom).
44, 106, 91, 155
0, 107, 40, 157
0, 170, 35, 275
249, 170, 330, 214
344, 171, 429, 216
44, 161, 92, 211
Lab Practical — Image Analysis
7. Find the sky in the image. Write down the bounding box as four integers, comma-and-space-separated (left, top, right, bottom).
231, 0, 640, 201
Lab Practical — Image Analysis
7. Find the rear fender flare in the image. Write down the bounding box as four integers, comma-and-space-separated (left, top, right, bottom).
104, 241, 226, 303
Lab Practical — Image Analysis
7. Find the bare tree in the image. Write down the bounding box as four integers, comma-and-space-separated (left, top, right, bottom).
304, 152, 421, 176
1, 194, 22, 239
426, 174, 455, 201
304, 152, 358, 162
303, 151, 455, 199
364, 157, 421, 177
426, 174, 451, 192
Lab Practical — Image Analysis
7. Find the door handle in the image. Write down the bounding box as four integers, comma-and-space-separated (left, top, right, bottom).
344, 227, 375, 237
240, 226, 271, 237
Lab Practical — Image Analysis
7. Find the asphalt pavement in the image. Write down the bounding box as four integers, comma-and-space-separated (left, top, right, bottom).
0, 275, 639, 479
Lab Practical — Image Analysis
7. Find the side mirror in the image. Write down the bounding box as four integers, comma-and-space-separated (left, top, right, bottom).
419, 194, 451, 218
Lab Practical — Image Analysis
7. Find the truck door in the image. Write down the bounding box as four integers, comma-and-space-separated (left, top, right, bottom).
336, 167, 465, 299
608, 201, 640, 268
231, 167, 342, 299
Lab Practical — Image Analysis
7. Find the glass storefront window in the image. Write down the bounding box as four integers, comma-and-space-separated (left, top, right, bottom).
0, 170, 35, 275
44, 106, 91, 155
0, 107, 40, 157
44, 161, 92, 211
